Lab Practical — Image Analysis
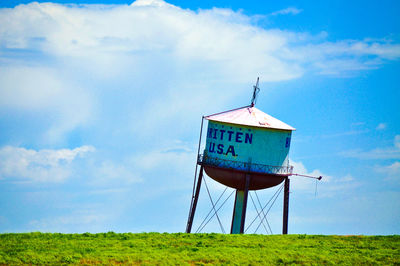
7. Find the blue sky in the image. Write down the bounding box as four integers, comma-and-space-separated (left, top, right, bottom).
0, 0, 399, 235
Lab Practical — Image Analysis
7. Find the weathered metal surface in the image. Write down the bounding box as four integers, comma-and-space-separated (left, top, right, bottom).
202, 106, 294, 191
205, 106, 295, 131
199, 154, 293, 175
204, 120, 292, 170
203, 164, 286, 190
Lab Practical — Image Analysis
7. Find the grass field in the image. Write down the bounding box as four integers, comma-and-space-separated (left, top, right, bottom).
0, 232, 399, 265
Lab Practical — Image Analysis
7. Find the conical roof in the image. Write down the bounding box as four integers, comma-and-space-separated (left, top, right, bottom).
205, 105, 295, 131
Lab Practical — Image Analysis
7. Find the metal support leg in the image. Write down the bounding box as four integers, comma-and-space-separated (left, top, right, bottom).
282, 177, 290, 235
231, 174, 251, 234
186, 165, 204, 233
240, 174, 250, 233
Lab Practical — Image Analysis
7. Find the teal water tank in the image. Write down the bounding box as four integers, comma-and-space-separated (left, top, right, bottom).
200, 105, 295, 190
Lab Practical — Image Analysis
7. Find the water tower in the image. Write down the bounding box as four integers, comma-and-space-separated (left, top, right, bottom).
186, 78, 320, 234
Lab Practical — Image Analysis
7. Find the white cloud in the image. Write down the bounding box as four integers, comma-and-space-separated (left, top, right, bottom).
341, 135, 400, 160
0, 145, 95, 182
290, 160, 359, 197
0, 0, 399, 143
128, 141, 200, 193
321, 129, 369, 139
0, 145, 144, 186
376, 123, 387, 130
0, 1, 398, 81
291, 160, 330, 189
395, 135, 400, 149
0, 67, 63, 110
342, 148, 400, 160
0, 1, 398, 148
352, 122, 365, 126
270, 7, 303, 16
375, 161, 400, 181
29, 211, 108, 233
132, 0, 173, 8
131, 140, 195, 171
92, 160, 143, 186
0, 66, 94, 142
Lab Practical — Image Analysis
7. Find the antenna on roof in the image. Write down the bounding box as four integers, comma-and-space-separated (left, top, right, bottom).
250, 77, 260, 107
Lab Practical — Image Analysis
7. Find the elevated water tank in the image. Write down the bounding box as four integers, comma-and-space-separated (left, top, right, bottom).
200, 105, 295, 190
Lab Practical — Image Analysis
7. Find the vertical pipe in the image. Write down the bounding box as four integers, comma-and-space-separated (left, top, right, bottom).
240, 174, 251, 234
282, 177, 290, 235
230, 190, 243, 234
186, 165, 204, 233
230, 174, 251, 234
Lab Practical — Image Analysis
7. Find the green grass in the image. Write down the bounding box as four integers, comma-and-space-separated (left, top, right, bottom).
0, 232, 399, 265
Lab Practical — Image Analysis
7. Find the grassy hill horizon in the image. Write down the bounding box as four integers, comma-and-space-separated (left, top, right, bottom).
1, 232, 399, 265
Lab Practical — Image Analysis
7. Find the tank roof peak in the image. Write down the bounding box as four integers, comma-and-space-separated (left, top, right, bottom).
205, 105, 295, 131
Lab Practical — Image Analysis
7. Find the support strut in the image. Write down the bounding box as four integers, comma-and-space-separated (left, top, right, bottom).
282, 177, 290, 234
230, 174, 251, 234
186, 165, 204, 233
